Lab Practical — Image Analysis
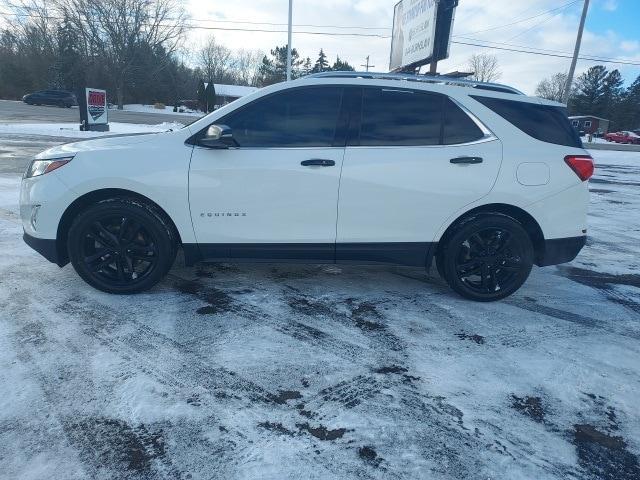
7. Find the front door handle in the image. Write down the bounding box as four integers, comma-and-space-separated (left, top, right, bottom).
450, 156, 483, 165
301, 159, 335, 167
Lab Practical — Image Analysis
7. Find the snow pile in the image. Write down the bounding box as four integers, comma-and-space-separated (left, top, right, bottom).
0, 121, 184, 138
122, 104, 202, 117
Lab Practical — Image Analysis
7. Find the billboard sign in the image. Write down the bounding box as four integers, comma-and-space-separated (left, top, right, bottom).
390, 0, 458, 72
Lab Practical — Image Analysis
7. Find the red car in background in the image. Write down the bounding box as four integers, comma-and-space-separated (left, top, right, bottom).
605, 131, 640, 144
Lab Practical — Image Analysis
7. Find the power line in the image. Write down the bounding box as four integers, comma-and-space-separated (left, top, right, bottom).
0, 8, 391, 32
183, 17, 391, 31
506, 1, 578, 41
0, 10, 391, 37
175, 25, 390, 38
2, 9, 640, 67
451, 40, 640, 67
456, 0, 582, 36
454, 35, 640, 64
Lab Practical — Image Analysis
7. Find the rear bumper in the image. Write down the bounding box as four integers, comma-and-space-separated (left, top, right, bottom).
537, 236, 586, 267
23, 232, 63, 266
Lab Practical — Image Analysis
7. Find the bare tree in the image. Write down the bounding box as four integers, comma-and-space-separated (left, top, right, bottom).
235, 48, 264, 86
535, 72, 569, 102
197, 36, 235, 84
5, 0, 57, 83
58, 0, 187, 108
468, 53, 502, 83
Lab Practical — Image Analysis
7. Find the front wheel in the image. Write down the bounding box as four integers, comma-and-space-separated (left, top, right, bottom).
438, 215, 534, 302
68, 198, 176, 294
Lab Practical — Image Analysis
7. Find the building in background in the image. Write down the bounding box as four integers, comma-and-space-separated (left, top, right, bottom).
214, 84, 259, 107
569, 115, 610, 135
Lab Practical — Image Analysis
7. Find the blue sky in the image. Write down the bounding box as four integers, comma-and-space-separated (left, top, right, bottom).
588, 0, 638, 39
585, 0, 640, 86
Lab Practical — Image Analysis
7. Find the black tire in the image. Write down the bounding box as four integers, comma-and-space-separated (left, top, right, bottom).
438, 214, 533, 302
67, 198, 177, 294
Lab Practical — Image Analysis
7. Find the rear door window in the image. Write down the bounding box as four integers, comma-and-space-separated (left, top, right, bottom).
471, 95, 582, 148
356, 88, 485, 146
358, 88, 442, 146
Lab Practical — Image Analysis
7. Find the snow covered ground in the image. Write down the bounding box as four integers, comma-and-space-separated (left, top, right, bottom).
0, 122, 185, 139
0, 147, 638, 480
581, 136, 609, 144
121, 104, 202, 116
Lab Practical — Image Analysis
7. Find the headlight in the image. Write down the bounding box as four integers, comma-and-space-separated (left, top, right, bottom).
24, 156, 74, 178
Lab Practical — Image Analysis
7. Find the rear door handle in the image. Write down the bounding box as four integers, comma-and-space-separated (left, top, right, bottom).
450, 156, 483, 165
301, 159, 335, 167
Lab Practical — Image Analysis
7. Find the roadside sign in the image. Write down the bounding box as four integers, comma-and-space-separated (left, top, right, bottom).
390, 0, 458, 72
79, 87, 109, 131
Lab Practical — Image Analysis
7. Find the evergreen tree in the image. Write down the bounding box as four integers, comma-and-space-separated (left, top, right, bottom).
52, 17, 85, 91
197, 80, 207, 112
257, 45, 303, 85
311, 49, 330, 73
302, 57, 312, 76
205, 82, 216, 112
600, 69, 623, 119
618, 75, 640, 130
569, 65, 608, 115
331, 56, 355, 72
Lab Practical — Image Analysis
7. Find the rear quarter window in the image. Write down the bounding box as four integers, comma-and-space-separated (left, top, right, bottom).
443, 98, 484, 145
471, 96, 582, 148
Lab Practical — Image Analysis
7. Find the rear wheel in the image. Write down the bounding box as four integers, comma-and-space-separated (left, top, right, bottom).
68, 198, 176, 294
438, 215, 533, 301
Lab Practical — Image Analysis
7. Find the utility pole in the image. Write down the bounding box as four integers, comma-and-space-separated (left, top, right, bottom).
286, 0, 293, 81
563, 0, 590, 104
360, 56, 375, 72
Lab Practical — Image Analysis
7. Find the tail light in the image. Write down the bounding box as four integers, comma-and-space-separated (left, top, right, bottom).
564, 155, 594, 181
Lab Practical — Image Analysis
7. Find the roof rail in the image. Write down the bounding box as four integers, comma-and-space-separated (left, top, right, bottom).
304, 71, 524, 95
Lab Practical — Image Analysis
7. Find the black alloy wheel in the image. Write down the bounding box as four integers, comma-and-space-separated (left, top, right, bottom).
68, 199, 176, 294
439, 215, 534, 301
82, 216, 158, 284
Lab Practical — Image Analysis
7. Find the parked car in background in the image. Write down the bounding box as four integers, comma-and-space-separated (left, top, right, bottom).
20, 72, 592, 302
604, 131, 640, 144
22, 90, 77, 108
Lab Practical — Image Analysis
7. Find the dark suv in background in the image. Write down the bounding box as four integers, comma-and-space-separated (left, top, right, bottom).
22, 90, 77, 108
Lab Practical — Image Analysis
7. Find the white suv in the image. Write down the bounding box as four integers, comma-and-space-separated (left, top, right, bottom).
20, 72, 593, 301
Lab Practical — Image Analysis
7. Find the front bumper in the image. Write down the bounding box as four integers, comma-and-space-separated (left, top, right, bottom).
23, 232, 64, 266
537, 236, 586, 267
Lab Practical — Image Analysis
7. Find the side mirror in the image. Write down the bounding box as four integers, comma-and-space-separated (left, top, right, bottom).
199, 124, 238, 149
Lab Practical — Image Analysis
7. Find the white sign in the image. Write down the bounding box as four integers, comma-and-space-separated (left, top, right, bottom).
390, 0, 438, 71
85, 88, 108, 125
